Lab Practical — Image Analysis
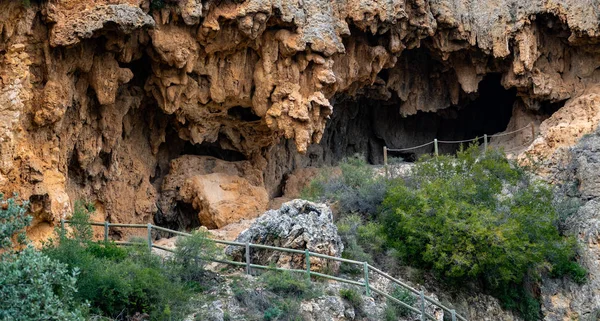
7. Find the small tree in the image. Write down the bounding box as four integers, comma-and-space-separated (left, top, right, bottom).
0, 195, 86, 320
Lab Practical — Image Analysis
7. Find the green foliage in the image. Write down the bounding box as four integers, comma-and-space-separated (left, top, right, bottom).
336, 215, 387, 273
301, 156, 387, 218
339, 288, 363, 314
44, 205, 216, 320
0, 194, 31, 249
380, 146, 585, 320
173, 229, 220, 284
230, 276, 303, 321
261, 270, 320, 299
387, 287, 417, 317
0, 196, 85, 320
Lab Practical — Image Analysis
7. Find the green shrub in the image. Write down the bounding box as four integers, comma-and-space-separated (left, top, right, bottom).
0, 195, 85, 320
388, 287, 417, 317
301, 156, 387, 218
0, 194, 31, 248
261, 270, 320, 299
0, 247, 86, 321
44, 204, 207, 320
173, 229, 220, 284
340, 288, 363, 314
380, 146, 585, 320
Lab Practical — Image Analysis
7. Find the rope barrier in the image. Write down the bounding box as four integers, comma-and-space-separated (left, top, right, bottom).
387, 123, 532, 151
383, 122, 536, 178
386, 141, 434, 152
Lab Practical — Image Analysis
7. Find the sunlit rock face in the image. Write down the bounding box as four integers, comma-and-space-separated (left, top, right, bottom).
1, 0, 600, 280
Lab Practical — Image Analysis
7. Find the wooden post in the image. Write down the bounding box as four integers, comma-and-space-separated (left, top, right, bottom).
451, 309, 457, 321
530, 122, 535, 142
147, 223, 152, 251
420, 291, 426, 321
245, 242, 251, 275
60, 219, 65, 237
363, 262, 370, 296
104, 221, 109, 242
383, 146, 388, 179
483, 134, 488, 151
305, 249, 311, 276
434, 139, 439, 156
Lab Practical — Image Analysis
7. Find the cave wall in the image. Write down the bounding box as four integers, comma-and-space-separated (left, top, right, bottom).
1, 0, 600, 238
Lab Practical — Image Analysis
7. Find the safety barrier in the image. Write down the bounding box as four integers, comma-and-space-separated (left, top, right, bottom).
383, 122, 536, 178
60, 219, 467, 321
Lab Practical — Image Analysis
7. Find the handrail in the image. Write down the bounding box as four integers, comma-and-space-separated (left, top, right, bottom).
60, 219, 467, 321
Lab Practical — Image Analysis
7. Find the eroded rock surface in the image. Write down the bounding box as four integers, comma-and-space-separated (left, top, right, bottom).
225, 199, 344, 272
2, 1, 600, 318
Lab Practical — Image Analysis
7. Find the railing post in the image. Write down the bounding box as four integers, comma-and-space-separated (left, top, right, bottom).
434, 139, 439, 156
420, 291, 426, 321
147, 223, 152, 251
104, 221, 109, 242
305, 249, 311, 276
245, 242, 251, 275
451, 309, 457, 321
483, 134, 488, 151
530, 122, 535, 142
363, 262, 370, 296
60, 218, 65, 234
383, 146, 388, 179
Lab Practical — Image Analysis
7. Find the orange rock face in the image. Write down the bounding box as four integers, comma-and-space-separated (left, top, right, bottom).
0, 0, 600, 243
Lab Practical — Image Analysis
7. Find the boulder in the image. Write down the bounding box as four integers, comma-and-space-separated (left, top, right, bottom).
225, 199, 344, 273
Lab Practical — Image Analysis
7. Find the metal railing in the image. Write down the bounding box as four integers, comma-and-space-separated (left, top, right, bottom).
60, 219, 467, 321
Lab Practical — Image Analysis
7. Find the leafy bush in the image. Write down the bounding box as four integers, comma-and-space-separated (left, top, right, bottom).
0, 247, 86, 321
173, 229, 220, 284
261, 270, 320, 299
340, 288, 363, 315
336, 215, 387, 274
380, 146, 585, 320
387, 287, 417, 317
0, 195, 86, 320
44, 203, 212, 320
230, 276, 303, 321
0, 194, 31, 248
302, 156, 387, 218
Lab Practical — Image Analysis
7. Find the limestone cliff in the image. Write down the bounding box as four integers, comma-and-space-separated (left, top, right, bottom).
1, 1, 600, 317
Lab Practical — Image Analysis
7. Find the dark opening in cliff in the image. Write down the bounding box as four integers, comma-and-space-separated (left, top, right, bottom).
319, 74, 517, 164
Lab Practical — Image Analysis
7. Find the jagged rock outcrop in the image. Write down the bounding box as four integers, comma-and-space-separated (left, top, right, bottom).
540, 130, 600, 321
1, 1, 600, 317
225, 199, 344, 272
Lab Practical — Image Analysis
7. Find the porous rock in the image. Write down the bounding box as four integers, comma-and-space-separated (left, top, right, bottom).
225, 199, 344, 272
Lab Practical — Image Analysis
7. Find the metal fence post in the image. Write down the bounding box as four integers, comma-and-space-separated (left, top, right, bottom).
305, 249, 311, 275
434, 139, 439, 156
147, 224, 152, 250
245, 242, 251, 275
483, 134, 488, 151
420, 291, 426, 321
451, 309, 457, 321
363, 262, 370, 296
104, 221, 109, 242
383, 146, 388, 179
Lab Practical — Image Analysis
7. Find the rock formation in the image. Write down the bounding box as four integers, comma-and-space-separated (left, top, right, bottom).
1, 0, 600, 317
226, 200, 343, 272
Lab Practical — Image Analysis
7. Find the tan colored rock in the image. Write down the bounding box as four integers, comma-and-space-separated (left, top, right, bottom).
181, 173, 268, 229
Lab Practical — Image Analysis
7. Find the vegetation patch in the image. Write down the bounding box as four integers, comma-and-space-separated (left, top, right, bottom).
303, 146, 586, 321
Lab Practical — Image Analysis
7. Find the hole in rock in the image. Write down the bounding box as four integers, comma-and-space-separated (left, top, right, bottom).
227, 106, 261, 122
318, 74, 518, 164
182, 141, 247, 161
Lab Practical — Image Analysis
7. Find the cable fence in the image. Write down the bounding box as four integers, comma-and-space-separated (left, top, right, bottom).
60, 219, 467, 321
383, 122, 535, 177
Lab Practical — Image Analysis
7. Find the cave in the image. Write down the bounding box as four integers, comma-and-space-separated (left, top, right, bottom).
316, 73, 518, 163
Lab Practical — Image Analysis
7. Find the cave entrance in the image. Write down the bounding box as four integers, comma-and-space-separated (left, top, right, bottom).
320, 73, 518, 164
458, 73, 517, 139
